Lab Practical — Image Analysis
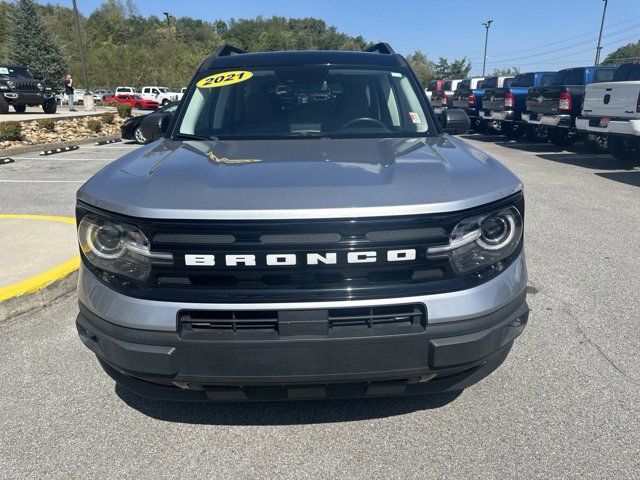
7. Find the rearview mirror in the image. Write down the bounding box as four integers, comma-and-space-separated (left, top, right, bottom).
441, 108, 471, 135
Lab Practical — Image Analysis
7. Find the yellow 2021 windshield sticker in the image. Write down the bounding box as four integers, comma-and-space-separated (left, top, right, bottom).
197, 71, 253, 88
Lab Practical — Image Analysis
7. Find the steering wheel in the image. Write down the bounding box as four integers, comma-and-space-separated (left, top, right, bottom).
341, 117, 388, 130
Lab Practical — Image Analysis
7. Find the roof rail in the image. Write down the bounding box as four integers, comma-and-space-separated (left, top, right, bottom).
363, 43, 396, 55
213, 44, 248, 57
198, 44, 248, 71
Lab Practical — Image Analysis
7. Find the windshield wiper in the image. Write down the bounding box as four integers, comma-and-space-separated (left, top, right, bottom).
174, 133, 219, 142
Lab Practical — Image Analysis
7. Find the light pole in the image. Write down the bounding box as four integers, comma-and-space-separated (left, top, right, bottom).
71, 0, 94, 111
594, 0, 609, 66
482, 20, 493, 77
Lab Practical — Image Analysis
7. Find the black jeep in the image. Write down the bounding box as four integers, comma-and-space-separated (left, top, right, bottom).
0, 65, 57, 114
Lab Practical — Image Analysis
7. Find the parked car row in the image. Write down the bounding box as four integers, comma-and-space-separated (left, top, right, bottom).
121, 101, 179, 143
104, 93, 159, 110
55, 85, 187, 106
115, 86, 186, 105
430, 61, 640, 161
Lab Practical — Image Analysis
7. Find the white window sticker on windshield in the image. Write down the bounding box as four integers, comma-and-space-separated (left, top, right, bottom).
0, 67, 8, 75
391, 72, 403, 78
409, 112, 421, 124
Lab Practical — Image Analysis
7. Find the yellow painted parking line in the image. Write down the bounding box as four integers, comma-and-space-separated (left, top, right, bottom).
0, 214, 79, 302
0, 213, 76, 224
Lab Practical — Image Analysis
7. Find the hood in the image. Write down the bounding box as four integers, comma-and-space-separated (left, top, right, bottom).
77, 136, 523, 220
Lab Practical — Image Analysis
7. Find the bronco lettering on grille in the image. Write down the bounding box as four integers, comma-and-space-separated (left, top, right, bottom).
184, 249, 418, 267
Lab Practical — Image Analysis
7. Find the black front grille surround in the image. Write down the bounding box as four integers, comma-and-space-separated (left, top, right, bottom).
77, 192, 524, 303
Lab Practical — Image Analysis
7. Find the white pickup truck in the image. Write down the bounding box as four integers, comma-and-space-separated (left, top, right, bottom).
577, 62, 640, 161
141, 86, 180, 106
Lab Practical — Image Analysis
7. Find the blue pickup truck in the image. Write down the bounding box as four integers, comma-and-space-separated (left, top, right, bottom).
452, 75, 512, 132
480, 72, 556, 139
522, 66, 617, 147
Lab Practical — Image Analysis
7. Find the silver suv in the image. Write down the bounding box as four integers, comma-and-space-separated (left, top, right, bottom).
75, 44, 528, 401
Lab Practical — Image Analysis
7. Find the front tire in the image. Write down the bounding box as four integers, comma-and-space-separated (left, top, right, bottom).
135, 102, 142, 110
161, 99, 170, 106
13, 104, 26, 113
608, 136, 640, 161
134, 126, 148, 144
43, 99, 57, 114
549, 128, 577, 148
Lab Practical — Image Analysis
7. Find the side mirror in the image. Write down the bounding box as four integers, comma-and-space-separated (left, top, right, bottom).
441, 108, 471, 135
159, 113, 172, 133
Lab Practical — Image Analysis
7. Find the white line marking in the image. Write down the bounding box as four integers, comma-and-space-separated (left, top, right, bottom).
9, 157, 113, 161
0, 180, 85, 183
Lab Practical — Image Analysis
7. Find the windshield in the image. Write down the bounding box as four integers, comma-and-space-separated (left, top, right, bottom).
613, 64, 640, 81
0, 66, 32, 78
158, 87, 168, 93
176, 65, 431, 139
511, 74, 534, 88
552, 69, 584, 85
483, 77, 497, 89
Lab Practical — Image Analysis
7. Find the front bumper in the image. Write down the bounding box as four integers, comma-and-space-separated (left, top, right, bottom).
1, 91, 54, 104
77, 292, 527, 401
522, 112, 571, 128
576, 117, 640, 137
76, 253, 528, 400
480, 110, 514, 122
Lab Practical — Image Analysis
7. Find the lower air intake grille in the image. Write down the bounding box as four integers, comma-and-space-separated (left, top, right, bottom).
328, 304, 426, 334
179, 310, 278, 340
178, 304, 426, 340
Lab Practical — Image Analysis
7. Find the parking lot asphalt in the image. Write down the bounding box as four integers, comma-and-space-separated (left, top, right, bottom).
1, 136, 639, 479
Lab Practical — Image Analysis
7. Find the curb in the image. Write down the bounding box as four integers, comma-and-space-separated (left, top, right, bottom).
1, 135, 121, 157
40, 145, 80, 156
0, 271, 78, 322
0, 110, 113, 125
0, 214, 80, 321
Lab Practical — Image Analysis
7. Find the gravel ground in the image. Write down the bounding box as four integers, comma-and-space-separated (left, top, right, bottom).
0, 135, 639, 479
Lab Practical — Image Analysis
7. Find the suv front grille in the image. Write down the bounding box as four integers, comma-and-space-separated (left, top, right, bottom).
78, 193, 524, 303
13, 81, 39, 92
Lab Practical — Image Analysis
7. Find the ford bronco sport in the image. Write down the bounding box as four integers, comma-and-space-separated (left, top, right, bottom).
76, 44, 529, 401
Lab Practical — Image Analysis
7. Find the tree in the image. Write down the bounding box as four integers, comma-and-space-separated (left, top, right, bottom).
406, 50, 434, 87
448, 57, 472, 79
602, 40, 640, 66
0, 2, 11, 62
492, 67, 520, 76
6, 0, 68, 92
432, 56, 472, 79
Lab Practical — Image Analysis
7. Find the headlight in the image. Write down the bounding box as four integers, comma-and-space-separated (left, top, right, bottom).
6, 81, 15, 89
37, 82, 43, 91
0, 83, 8, 91
78, 214, 172, 282
428, 206, 523, 274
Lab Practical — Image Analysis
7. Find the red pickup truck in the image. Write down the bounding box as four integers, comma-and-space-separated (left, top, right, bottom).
104, 94, 159, 110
